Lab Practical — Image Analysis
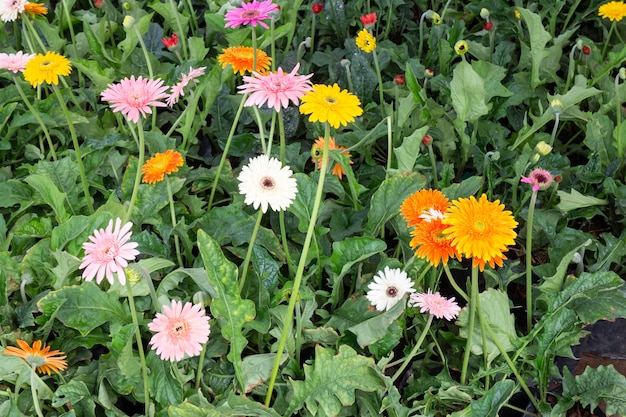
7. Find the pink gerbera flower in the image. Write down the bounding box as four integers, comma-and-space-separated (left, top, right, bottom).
521, 168, 553, 192
237, 63, 313, 111
224, 0, 279, 29
148, 299, 211, 362
166, 66, 206, 107
101, 75, 169, 123
0, 51, 34, 73
0, 0, 27, 21
409, 290, 461, 321
79, 218, 140, 285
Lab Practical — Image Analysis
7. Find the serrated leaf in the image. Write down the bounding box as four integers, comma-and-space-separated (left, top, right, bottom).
552, 271, 624, 313
52, 380, 96, 417
240, 353, 286, 394
147, 351, 183, 406
575, 365, 626, 416
223, 392, 283, 417
330, 237, 386, 278
286, 345, 384, 417
517, 8, 551, 89
364, 173, 426, 236
197, 230, 256, 391
450, 61, 490, 123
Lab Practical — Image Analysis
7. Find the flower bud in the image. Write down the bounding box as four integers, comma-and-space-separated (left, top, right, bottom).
123, 1, 131, 10
550, 99, 562, 113
425, 68, 434, 77
394, 74, 405, 85
535, 141, 552, 156
582, 45, 591, 55
480, 8, 490, 19
454, 40, 468, 55
483, 21, 493, 31
422, 135, 432, 146
123, 15, 135, 28
619, 67, 626, 80
311, 3, 323, 13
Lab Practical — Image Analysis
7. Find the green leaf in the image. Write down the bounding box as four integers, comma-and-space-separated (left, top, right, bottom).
364, 173, 426, 237
347, 298, 405, 348
450, 60, 490, 123
393, 126, 429, 173
223, 392, 282, 417
240, 353, 286, 394
458, 289, 516, 362
556, 189, 608, 212
442, 176, 484, 201
330, 237, 386, 279
0, 179, 32, 208
147, 351, 184, 406
575, 365, 626, 416
197, 230, 256, 391
37, 282, 130, 335
286, 345, 384, 417
470, 380, 516, 417
288, 173, 322, 233
24, 174, 69, 223
52, 380, 96, 417
517, 8, 552, 89
471, 61, 513, 102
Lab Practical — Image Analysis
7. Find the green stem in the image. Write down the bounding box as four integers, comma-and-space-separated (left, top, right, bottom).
442, 264, 469, 301
391, 314, 434, 382
239, 210, 263, 294
126, 277, 151, 416
169, 0, 189, 60
265, 123, 331, 407
279, 211, 294, 276
310, 14, 317, 55
427, 143, 439, 188
208, 93, 248, 209
372, 48, 385, 117
22, 16, 46, 52
61, 0, 79, 64
12, 76, 57, 161
166, 175, 184, 268
30, 368, 44, 417
460, 265, 478, 385
616, 74, 623, 158
526, 190, 538, 332
565, 45, 578, 92
549, 111, 560, 147
602, 21, 616, 60
123, 123, 145, 224
385, 115, 393, 176
251, 105, 267, 154
252, 26, 258, 73
277, 110, 293, 275
51, 84, 94, 213
132, 24, 155, 129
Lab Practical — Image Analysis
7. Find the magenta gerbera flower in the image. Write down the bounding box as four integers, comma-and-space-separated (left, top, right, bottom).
0, 51, 34, 73
166, 66, 206, 107
237, 63, 313, 111
101, 75, 169, 123
79, 218, 140, 285
521, 168, 553, 192
224, 0, 279, 29
409, 290, 461, 321
148, 299, 211, 362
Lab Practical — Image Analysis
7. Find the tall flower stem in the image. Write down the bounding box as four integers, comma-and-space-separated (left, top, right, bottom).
427, 142, 439, 188
549, 110, 560, 147
30, 368, 45, 417
460, 265, 478, 385
207, 93, 249, 209
525, 189, 538, 332
126, 278, 151, 416
123, 123, 146, 224
372, 49, 385, 117
277, 110, 293, 274
391, 314, 434, 383
51, 84, 94, 213
239, 210, 263, 293
615, 73, 624, 158
12, 76, 57, 161
165, 175, 184, 268
310, 12, 317, 54
602, 21, 617, 60
61, 0, 79, 67
265, 123, 331, 407
252, 27, 258, 74
169, 0, 189, 60
442, 264, 469, 301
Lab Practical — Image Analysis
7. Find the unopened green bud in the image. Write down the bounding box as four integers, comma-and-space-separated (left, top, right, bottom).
123, 15, 135, 29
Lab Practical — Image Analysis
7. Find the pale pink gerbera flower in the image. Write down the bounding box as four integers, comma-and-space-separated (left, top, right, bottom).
237, 63, 313, 111
166, 66, 206, 107
148, 299, 211, 362
224, 0, 279, 29
409, 290, 461, 321
0, 51, 34, 73
101, 75, 169, 123
79, 218, 140, 285
0, 0, 28, 21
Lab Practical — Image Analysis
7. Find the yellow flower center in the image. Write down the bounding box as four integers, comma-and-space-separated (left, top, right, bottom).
41, 60, 52, 67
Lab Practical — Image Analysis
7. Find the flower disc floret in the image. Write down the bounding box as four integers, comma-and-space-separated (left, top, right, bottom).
238, 154, 298, 213
79, 218, 140, 285
599, 1, 626, 21
442, 194, 518, 271
238, 63, 313, 111
299, 83, 363, 128
23, 51, 72, 87
366, 267, 416, 311
101, 75, 169, 123
224, 0, 279, 29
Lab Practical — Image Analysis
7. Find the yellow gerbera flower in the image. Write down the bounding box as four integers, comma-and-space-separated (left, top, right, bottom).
400, 189, 450, 228
217, 46, 272, 75
311, 136, 353, 179
142, 149, 184, 184
355, 29, 376, 53
299, 83, 363, 128
599, 1, 626, 21
4, 339, 67, 375
23, 2, 48, 17
442, 194, 518, 272
23, 51, 71, 87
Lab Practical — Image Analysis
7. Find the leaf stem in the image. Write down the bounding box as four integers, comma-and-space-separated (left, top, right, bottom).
391, 314, 434, 382
460, 265, 478, 385
126, 278, 151, 416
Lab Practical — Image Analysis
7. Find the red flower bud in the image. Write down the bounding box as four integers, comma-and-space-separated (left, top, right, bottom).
422, 135, 432, 146
554, 175, 562, 182
483, 21, 493, 31
311, 3, 323, 14
360, 12, 377, 27
94, 0, 104, 7
162, 33, 179, 49
582, 45, 591, 55
394, 74, 405, 85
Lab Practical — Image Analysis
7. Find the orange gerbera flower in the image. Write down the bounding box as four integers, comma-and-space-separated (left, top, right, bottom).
311, 137, 353, 179
217, 46, 272, 75
442, 194, 518, 272
142, 149, 184, 184
410, 215, 461, 266
23, 2, 48, 16
400, 189, 450, 228
4, 339, 67, 375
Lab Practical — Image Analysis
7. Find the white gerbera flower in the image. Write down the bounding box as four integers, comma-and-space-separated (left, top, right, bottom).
0, 0, 27, 21
237, 154, 298, 213
366, 267, 416, 311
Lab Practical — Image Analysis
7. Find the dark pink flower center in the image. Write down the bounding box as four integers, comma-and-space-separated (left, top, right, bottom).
261, 176, 275, 190
386, 286, 398, 297
241, 10, 261, 19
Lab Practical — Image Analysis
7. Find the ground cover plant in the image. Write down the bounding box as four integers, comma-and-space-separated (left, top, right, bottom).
2, 0, 626, 415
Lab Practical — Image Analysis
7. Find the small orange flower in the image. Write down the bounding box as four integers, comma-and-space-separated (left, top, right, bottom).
23, 2, 48, 17
410, 216, 461, 266
142, 149, 184, 184
400, 189, 450, 228
4, 339, 67, 375
311, 137, 353, 179
217, 46, 272, 75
